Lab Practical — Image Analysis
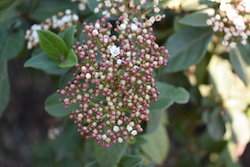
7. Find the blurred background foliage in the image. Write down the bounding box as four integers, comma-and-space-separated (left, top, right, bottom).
1, 0, 250, 166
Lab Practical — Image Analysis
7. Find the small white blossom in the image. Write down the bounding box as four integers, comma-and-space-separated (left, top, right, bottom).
117, 137, 123, 143
116, 59, 122, 65
102, 134, 107, 140
117, 119, 123, 125
86, 73, 91, 79
126, 125, 133, 132
131, 23, 138, 31
131, 130, 138, 136
65, 9, 71, 15
110, 45, 120, 56
92, 29, 99, 36
77, 95, 82, 100
113, 126, 120, 132
120, 23, 126, 30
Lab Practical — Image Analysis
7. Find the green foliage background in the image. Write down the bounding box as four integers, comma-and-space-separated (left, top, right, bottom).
1, 0, 250, 167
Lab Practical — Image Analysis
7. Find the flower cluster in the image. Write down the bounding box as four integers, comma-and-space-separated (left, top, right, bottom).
94, 0, 166, 26
206, 0, 250, 48
25, 9, 79, 49
57, 16, 169, 147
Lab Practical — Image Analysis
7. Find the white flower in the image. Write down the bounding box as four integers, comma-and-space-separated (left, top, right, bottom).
117, 137, 123, 143
65, 9, 72, 15
92, 29, 99, 36
72, 14, 79, 21
126, 125, 133, 132
131, 130, 138, 136
117, 119, 123, 125
76, 95, 82, 100
110, 45, 120, 56
116, 59, 122, 65
113, 126, 120, 132
131, 23, 138, 31
86, 73, 91, 79
120, 23, 126, 30
102, 134, 107, 140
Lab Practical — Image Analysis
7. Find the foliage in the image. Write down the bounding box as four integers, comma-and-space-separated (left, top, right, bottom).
1, 0, 250, 166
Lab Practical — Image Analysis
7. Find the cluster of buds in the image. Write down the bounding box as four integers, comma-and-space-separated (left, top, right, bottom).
25, 9, 79, 49
71, 0, 87, 11
57, 16, 169, 147
94, 0, 166, 27
206, 0, 250, 48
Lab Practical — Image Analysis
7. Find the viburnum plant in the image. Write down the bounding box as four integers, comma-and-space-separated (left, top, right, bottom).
1, 0, 250, 166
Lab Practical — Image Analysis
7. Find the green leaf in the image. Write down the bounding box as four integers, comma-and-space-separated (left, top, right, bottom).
37, 30, 68, 61
163, 27, 213, 72
179, 12, 210, 27
24, 52, 60, 69
1, 31, 24, 60
0, 60, 10, 116
202, 108, 226, 141
146, 111, 161, 134
229, 43, 250, 86
0, 0, 22, 23
119, 154, 143, 167
150, 82, 189, 111
59, 49, 78, 68
45, 92, 79, 117
140, 122, 169, 164
85, 161, 100, 167
95, 141, 127, 167
0, 27, 7, 58
62, 25, 76, 49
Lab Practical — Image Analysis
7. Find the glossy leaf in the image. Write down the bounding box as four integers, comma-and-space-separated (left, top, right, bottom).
0, 60, 10, 116
95, 141, 127, 167
118, 154, 143, 167
59, 49, 78, 68
179, 12, 210, 27
45, 92, 79, 117
150, 82, 189, 111
62, 25, 76, 49
1, 31, 24, 60
24, 52, 59, 69
37, 30, 68, 61
163, 27, 212, 72
229, 43, 250, 86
